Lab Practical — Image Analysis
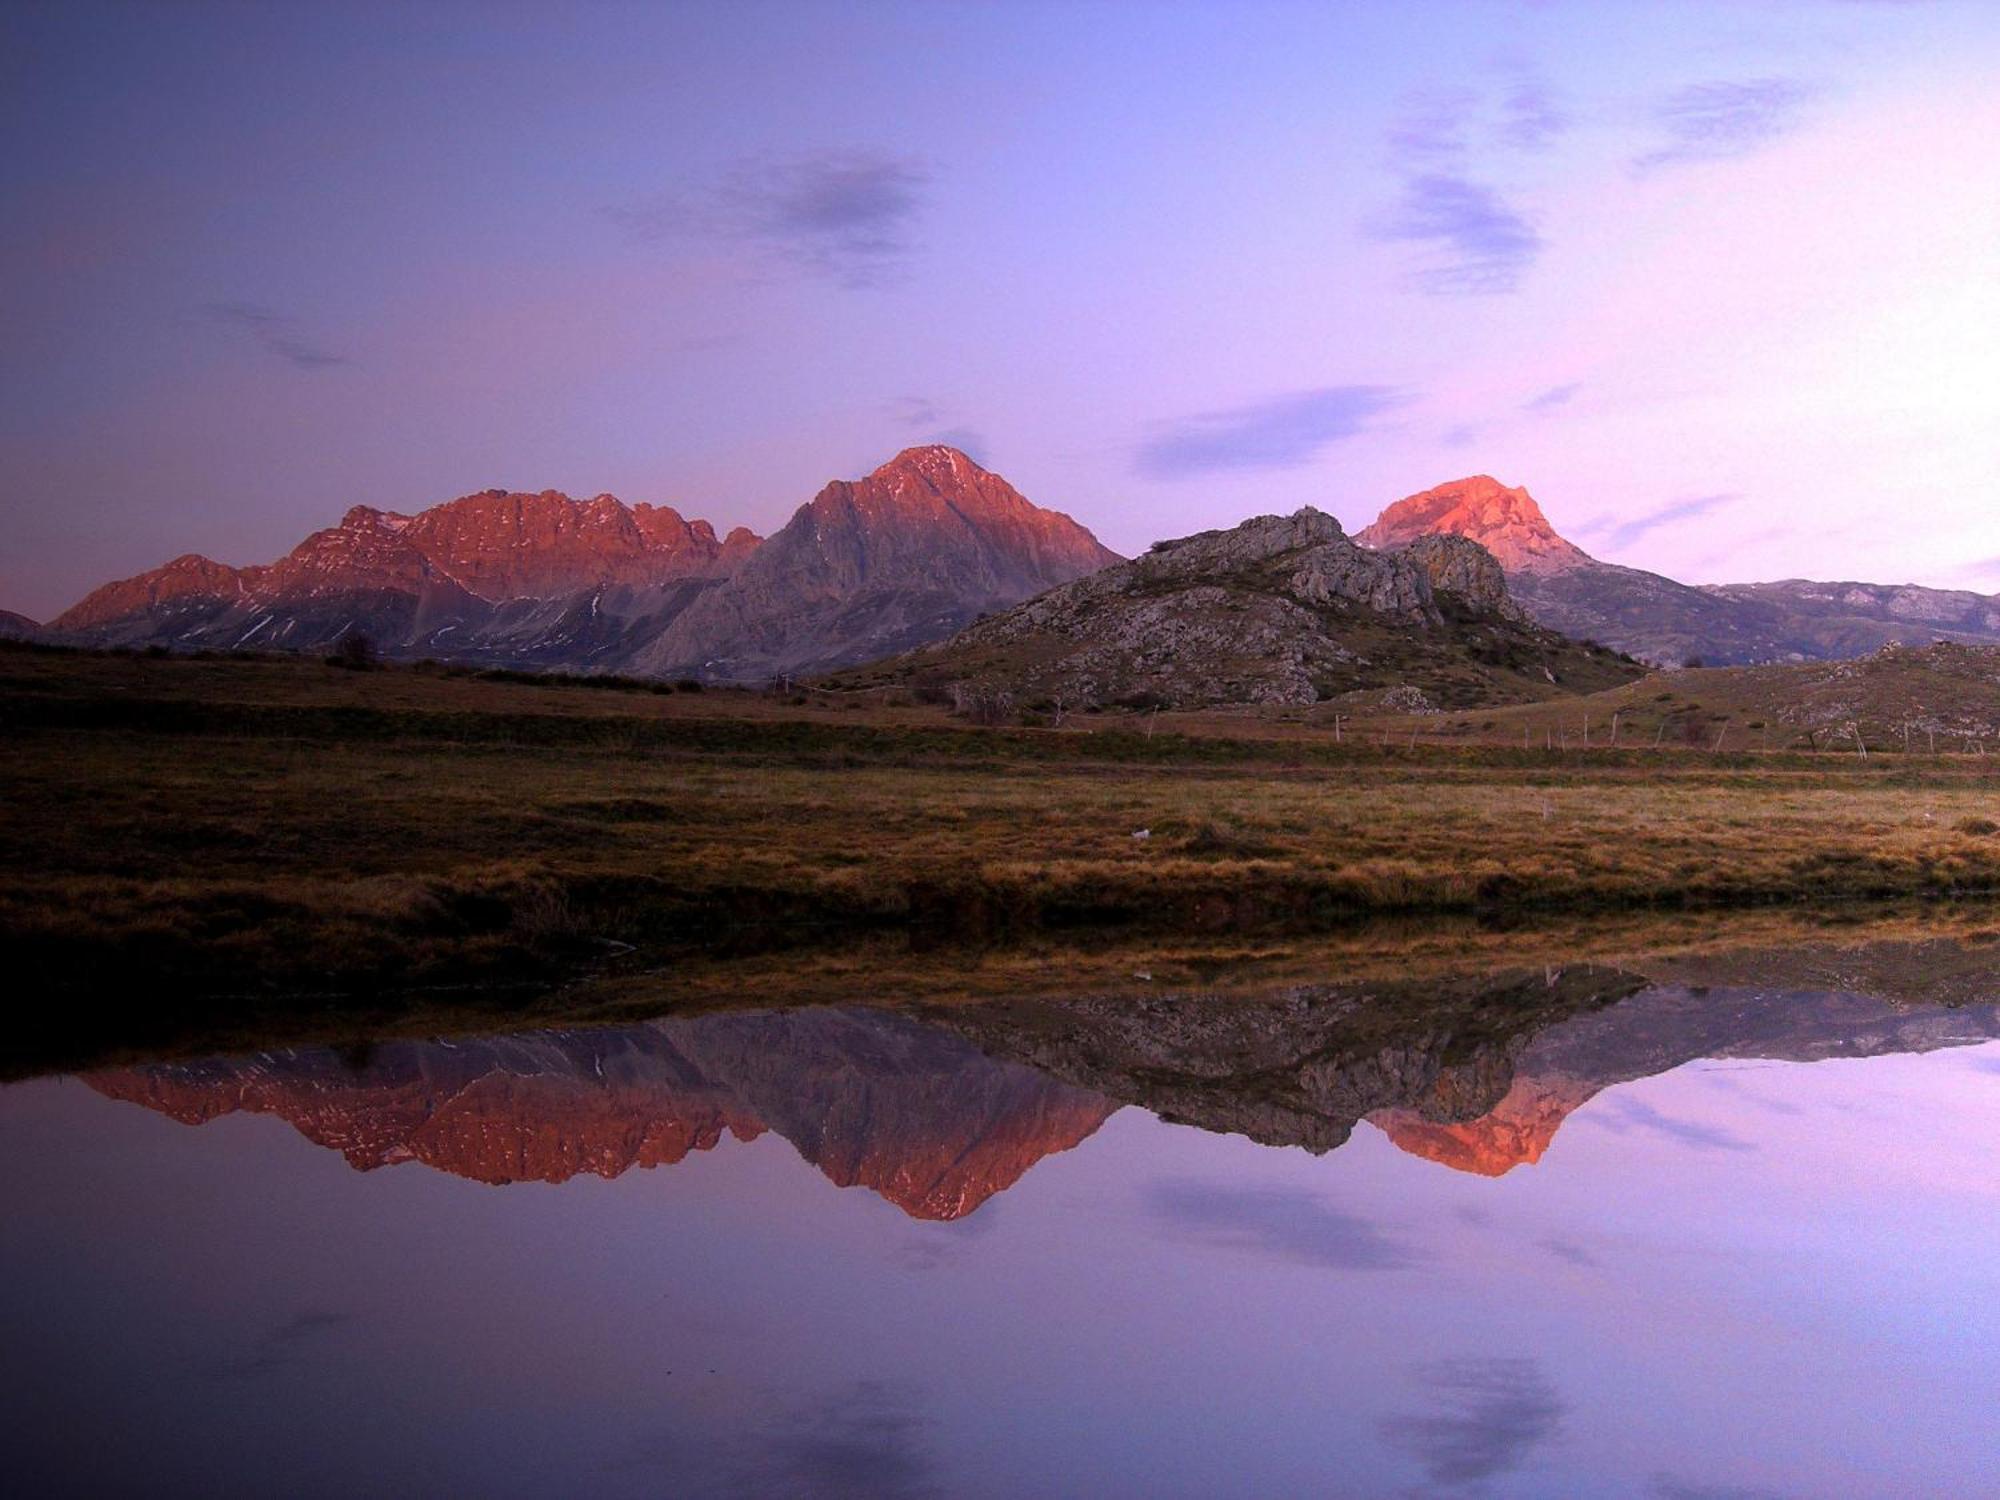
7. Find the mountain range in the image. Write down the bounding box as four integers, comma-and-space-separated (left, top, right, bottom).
25, 454, 2000, 680
44, 446, 1118, 682
1358, 475, 2000, 666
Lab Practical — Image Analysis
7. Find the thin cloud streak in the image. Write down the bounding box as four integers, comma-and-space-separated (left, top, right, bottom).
605, 149, 932, 289
887, 395, 942, 427
1523, 381, 1582, 413
1141, 1178, 1420, 1270
1591, 1094, 1757, 1153
1633, 79, 1812, 174
1574, 493, 1738, 553
1135, 386, 1406, 479
202, 303, 347, 370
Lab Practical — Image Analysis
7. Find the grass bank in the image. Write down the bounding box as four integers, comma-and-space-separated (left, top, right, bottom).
6, 646, 2000, 1007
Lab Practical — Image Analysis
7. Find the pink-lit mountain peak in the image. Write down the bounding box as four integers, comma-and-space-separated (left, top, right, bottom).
1357, 475, 1594, 576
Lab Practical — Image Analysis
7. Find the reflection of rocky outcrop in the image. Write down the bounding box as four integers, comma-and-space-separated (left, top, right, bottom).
87, 1009, 1115, 1220
1370, 985, 2000, 1175
926, 966, 1646, 1154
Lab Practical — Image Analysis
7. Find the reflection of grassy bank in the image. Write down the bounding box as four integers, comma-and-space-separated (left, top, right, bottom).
8, 901, 1997, 1083
7, 648, 2000, 1011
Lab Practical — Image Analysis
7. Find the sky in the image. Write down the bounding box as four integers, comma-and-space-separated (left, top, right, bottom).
4, 0, 1999, 620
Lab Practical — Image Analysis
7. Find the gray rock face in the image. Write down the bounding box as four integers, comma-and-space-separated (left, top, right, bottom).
1401, 534, 1518, 618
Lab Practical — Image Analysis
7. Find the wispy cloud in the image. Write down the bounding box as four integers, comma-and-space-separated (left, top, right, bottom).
1380, 1358, 1566, 1487
1572, 493, 1738, 554
614, 1381, 938, 1499
1375, 173, 1544, 295
1498, 82, 1570, 152
198, 1309, 349, 1381
1542, 1237, 1598, 1268
1374, 90, 1546, 295
1590, 1094, 1756, 1152
203, 303, 347, 370
1651, 1475, 1795, 1500
887, 395, 942, 427
1633, 79, 1812, 175
1135, 386, 1405, 479
1141, 1179, 1419, 1269
1385, 88, 1478, 161
885, 397, 988, 463
605, 149, 931, 289
1522, 381, 1582, 413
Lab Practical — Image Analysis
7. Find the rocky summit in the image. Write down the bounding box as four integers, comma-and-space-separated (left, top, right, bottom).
836, 505, 1640, 711
46, 446, 1117, 681
618, 443, 1121, 681
1356, 474, 2000, 667
1356, 475, 1593, 576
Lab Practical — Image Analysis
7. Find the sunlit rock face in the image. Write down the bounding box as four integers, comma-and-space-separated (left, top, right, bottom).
620, 445, 1122, 682
1356, 476, 1594, 577
47, 446, 1116, 680
85, 1009, 1117, 1221
1369, 1076, 1594, 1177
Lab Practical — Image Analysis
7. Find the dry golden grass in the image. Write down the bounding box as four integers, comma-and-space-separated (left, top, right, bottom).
6, 645, 2000, 1010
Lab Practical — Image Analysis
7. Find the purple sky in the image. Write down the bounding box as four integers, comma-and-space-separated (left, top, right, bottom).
5, 0, 1999, 620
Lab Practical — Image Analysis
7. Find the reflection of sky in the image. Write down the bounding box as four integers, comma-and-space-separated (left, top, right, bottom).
5, 1044, 2000, 1498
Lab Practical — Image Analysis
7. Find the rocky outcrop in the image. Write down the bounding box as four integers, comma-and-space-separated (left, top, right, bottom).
1401, 533, 1519, 618
927, 966, 1645, 1155
49, 447, 1116, 681
843, 506, 1636, 710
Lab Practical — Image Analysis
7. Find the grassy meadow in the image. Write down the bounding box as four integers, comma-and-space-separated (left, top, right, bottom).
6, 643, 2000, 1022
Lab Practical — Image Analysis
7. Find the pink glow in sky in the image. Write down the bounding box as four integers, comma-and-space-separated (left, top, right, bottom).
4, 0, 1999, 619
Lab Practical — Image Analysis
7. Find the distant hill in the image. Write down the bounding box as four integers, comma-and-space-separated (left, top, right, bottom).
1357, 475, 2000, 666
1372, 640, 2000, 755
49, 446, 1117, 681
832, 505, 1641, 711
0, 610, 41, 641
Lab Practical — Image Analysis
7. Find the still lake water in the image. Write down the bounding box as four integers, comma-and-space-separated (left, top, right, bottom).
5, 955, 2000, 1498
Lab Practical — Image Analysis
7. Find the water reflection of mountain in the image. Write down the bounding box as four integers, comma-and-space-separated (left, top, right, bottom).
1370, 984, 2000, 1173
932, 972, 2000, 1176
87, 961, 2000, 1212
86, 1010, 1118, 1220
